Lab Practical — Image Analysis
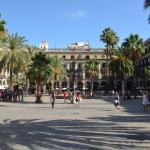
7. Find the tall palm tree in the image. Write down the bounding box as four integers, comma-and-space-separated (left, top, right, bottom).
100, 27, 119, 59
122, 34, 145, 93
25, 45, 38, 91
122, 34, 145, 63
109, 48, 133, 98
26, 45, 38, 58
0, 33, 30, 88
100, 27, 119, 90
85, 59, 98, 98
28, 52, 51, 102
48, 56, 67, 90
0, 14, 7, 40
144, 0, 150, 23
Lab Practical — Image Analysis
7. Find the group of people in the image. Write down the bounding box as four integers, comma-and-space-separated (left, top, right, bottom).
64, 90, 81, 107
0, 88, 23, 102
48, 90, 82, 108
112, 90, 150, 112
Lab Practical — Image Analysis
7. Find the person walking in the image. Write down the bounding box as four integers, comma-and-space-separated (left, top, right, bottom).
75, 92, 81, 108
64, 90, 68, 103
142, 91, 149, 112
51, 91, 56, 108
114, 92, 120, 111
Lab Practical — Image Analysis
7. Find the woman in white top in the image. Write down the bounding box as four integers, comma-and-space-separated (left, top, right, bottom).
142, 91, 149, 112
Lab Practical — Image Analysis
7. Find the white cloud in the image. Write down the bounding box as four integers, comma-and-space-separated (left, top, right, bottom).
70, 10, 87, 19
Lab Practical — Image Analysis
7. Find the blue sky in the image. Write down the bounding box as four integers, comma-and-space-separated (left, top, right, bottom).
0, 0, 149, 48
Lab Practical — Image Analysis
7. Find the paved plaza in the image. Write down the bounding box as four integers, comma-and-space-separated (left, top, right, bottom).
0, 96, 150, 150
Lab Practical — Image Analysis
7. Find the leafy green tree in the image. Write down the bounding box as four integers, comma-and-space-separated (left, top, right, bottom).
109, 48, 133, 98
85, 59, 98, 98
0, 33, 30, 88
144, 0, 150, 23
28, 52, 51, 102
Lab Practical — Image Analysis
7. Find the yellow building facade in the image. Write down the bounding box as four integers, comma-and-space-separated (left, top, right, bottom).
42, 42, 108, 91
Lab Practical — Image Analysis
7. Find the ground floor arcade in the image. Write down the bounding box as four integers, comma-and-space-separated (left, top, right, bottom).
45, 79, 133, 92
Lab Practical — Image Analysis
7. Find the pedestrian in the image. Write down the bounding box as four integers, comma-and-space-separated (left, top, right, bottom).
8, 89, 13, 102
75, 92, 81, 108
90, 91, 93, 99
142, 91, 149, 112
51, 91, 56, 108
13, 90, 18, 102
73, 91, 76, 104
114, 92, 120, 111
19, 88, 24, 102
64, 90, 68, 103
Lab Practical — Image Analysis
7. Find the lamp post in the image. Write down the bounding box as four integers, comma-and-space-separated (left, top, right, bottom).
73, 69, 77, 93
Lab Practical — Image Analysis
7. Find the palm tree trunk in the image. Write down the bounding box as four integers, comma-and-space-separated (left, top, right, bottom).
36, 78, 42, 103
122, 79, 125, 101
9, 68, 13, 89
133, 65, 137, 99
106, 44, 109, 91
25, 76, 30, 95
91, 78, 93, 99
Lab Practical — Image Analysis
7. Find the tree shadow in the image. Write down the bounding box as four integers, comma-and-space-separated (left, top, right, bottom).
0, 118, 150, 150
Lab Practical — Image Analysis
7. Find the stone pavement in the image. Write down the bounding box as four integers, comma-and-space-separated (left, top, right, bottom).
0, 96, 150, 150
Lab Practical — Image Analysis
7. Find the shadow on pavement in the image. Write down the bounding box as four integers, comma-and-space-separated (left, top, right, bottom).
0, 118, 150, 150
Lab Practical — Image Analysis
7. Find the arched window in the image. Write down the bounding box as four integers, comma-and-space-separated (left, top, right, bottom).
78, 55, 82, 59
86, 55, 90, 59
71, 55, 75, 60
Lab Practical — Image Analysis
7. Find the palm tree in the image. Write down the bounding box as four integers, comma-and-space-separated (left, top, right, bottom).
100, 27, 119, 59
25, 45, 39, 90
100, 28, 119, 90
122, 34, 145, 94
85, 59, 98, 99
0, 14, 7, 40
144, 0, 150, 23
28, 52, 51, 102
122, 34, 145, 63
48, 56, 67, 90
109, 48, 133, 99
0, 33, 30, 88
26, 45, 38, 58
